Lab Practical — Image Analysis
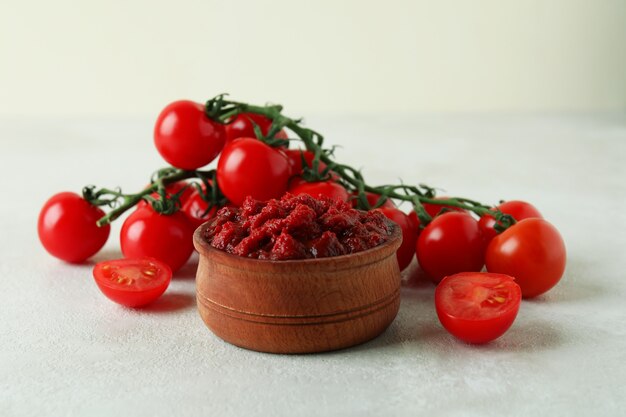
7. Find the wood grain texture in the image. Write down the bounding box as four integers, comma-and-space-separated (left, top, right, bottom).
193, 221, 403, 354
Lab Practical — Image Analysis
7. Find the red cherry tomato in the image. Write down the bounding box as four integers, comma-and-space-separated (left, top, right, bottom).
417, 212, 485, 283
181, 186, 219, 229
38, 192, 110, 263
351, 191, 395, 209
479, 200, 543, 242
376, 207, 419, 271
225, 113, 288, 144
289, 181, 349, 202
137, 181, 194, 209
154, 100, 226, 170
435, 272, 521, 344
120, 207, 194, 272
486, 218, 566, 298
93, 257, 171, 308
217, 138, 291, 206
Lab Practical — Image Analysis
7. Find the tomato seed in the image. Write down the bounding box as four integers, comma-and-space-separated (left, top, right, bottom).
142, 268, 156, 277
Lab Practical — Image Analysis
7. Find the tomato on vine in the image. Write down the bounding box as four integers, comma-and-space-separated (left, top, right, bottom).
435, 272, 521, 344
417, 212, 485, 283
478, 200, 542, 242
154, 100, 226, 170
120, 206, 194, 272
56, 94, 566, 310
38, 192, 110, 263
486, 218, 565, 298
217, 138, 291, 206
376, 207, 418, 271
93, 257, 171, 307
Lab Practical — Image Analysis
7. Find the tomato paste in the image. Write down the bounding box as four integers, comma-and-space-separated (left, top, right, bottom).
204, 193, 394, 260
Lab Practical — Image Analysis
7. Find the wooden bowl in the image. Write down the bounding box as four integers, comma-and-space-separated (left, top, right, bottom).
193, 221, 402, 354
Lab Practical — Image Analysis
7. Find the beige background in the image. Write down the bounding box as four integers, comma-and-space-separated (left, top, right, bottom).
1, 0, 625, 116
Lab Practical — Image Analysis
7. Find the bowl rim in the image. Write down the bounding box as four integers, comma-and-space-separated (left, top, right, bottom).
193, 218, 403, 272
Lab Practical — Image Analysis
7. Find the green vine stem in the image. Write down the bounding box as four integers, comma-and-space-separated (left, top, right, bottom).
204, 95, 514, 231
84, 168, 218, 227
84, 94, 514, 233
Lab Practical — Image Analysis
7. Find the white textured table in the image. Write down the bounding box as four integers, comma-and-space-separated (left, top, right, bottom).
1, 114, 625, 417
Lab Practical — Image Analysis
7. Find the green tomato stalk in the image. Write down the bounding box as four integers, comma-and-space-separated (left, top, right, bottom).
84, 94, 515, 232
204, 94, 514, 230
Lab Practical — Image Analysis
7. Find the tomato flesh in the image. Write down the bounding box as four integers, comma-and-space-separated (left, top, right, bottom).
435, 272, 521, 344
93, 258, 172, 307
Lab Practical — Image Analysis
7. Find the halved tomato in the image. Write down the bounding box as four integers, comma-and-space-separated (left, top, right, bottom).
93, 258, 172, 307
435, 272, 521, 344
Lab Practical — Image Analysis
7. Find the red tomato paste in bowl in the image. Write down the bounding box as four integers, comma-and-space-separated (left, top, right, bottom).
203, 193, 394, 260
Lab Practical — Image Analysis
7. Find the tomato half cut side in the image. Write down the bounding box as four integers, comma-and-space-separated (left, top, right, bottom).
435, 272, 521, 344
93, 258, 172, 308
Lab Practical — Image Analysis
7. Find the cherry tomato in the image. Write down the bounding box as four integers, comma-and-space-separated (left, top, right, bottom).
154, 100, 226, 170
289, 181, 349, 202
417, 212, 485, 283
376, 207, 419, 271
38, 192, 110, 263
137, 181, 194, 209
120, 207, 194, 272
217, 138, 291, 206
225, 113, 288, 144
479, 200, 543, 242
435, 272, 521, 344
351, 191, 395, 209
486, 218, 566, 298
181, 186, 219, 229
93, 257, 171, 308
